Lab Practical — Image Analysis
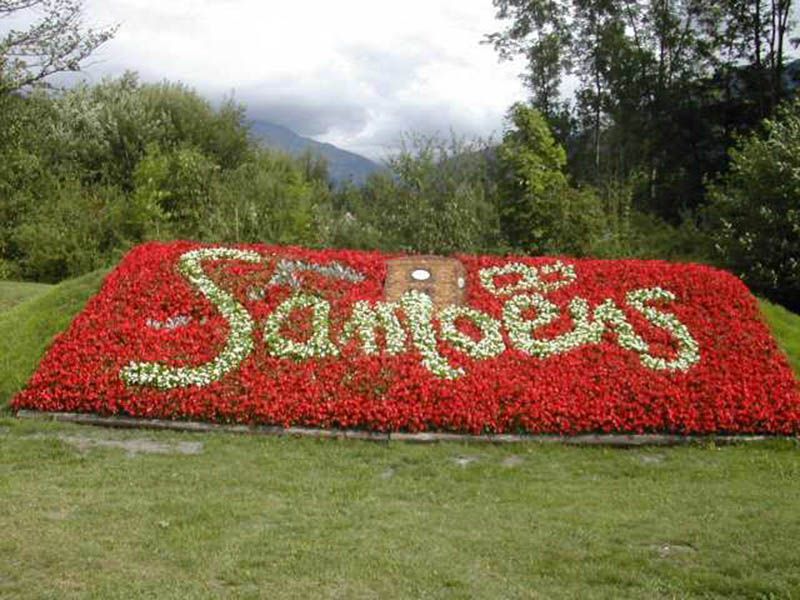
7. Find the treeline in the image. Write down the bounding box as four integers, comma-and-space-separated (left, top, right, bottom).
488, 0, 798, 218
0, 72, 798, 310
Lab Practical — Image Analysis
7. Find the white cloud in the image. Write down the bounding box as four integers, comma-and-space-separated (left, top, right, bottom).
78, 0, 528, 158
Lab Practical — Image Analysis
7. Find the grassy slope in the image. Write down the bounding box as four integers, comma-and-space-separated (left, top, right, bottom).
0, 272, 799, 597
0, 270, 108, 406
759, 299, 800, 375
0, 280, 52, 312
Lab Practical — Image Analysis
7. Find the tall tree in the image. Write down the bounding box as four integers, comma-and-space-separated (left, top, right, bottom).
486, 0, 799, 219
0, 0, 117, 93
494, 102, 606, 255
485, 0, 573, 119
705, 100, 800, 310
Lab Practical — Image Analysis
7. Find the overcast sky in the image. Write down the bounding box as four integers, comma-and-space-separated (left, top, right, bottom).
69, 0, 529, 160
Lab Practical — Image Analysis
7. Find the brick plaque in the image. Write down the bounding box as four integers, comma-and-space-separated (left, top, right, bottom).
384, 256, 466, 309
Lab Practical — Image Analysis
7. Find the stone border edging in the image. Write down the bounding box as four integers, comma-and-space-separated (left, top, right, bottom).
14, 410, 799, 447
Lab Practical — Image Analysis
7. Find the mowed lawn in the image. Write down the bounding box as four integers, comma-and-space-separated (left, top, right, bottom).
0, 280, 51, 312
1, 273, 799, 598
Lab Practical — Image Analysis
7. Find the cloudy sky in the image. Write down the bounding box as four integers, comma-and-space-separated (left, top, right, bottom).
71, 0, 529, 160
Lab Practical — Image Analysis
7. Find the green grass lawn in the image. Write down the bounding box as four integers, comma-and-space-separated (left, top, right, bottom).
0, 270, 108, 406
1, 272, 799, 598
759, 299, 800, 375
0, 280, 52, 312
1, 417, 799, 599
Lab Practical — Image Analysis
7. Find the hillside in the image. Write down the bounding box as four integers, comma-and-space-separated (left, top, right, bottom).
0, 270, 108, 405
0, 281, 51, 312
249, 120, 382, 185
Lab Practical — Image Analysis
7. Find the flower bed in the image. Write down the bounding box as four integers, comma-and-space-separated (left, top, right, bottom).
12, 241, 800, 434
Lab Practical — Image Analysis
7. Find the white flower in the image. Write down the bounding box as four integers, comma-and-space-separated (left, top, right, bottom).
503, 293, 560, 357
121, 247, 261, 389
399, 290, 463, 379
339, 300, 406, 355
479, 260, 577, 296
626, 287, 700, 371
121, 248, 701, 389
439, 305, 505, 359
502, 289, 699, 373
264, 293, 339, 359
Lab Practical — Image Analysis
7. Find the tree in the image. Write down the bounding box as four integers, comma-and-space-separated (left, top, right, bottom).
0, 0, 117, 93
705, 100, 800, 311
486, 1, 799, 220
721, 0, 797, 114
352, 133, 503, 255
485, 0, 572, 120
207, 148, 329, 247
48, 74, 251, 190
495, 102, 606, 255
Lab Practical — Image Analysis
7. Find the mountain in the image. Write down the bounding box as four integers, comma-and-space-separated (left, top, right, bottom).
248, 120, 383, 185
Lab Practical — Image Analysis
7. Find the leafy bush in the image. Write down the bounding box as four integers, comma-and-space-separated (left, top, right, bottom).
132, 143, 218, 238
208, 149, 329, 246
354, 133, 503, 255
11, 180, 122, 281
495, 103, 607, 255
48, 73, 251, 191
705, 101, 800, 310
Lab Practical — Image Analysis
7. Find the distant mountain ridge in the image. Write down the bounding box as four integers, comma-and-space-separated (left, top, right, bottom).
248, 120, 382, 185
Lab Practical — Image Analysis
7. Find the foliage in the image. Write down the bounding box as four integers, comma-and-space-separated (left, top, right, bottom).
47, 73, 250, 190
0, 58, 791, 312
590, 173, 712, 262
0, 0, 117, 93
0, 89, 57, 271
207, 148, 329, 247
354, 133, 503, 255
132, 143, 218, 239
0, 73, 322, 281
705, 100, 800, 311
495, 103, 607, 255
486, 0, 800, 219
10, 179, 123, 281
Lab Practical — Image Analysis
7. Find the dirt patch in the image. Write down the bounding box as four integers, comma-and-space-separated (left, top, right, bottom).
652, 543, 697, 558
638, 453, 666, 465
31, 434, 203, 456
501, 455, 525, 468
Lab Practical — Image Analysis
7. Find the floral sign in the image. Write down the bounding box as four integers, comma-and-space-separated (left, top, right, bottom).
13, 241, 800, 434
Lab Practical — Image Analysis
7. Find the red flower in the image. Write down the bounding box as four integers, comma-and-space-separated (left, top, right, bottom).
12, 241, 800, 435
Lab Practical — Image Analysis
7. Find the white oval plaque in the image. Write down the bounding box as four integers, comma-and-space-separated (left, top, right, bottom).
411, 269, 431, 281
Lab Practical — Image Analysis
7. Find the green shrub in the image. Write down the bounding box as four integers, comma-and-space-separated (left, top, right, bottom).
11, 180, 114, 281
354, 133, 503, 255
48, 73, 250, 191
132, 144, 218, 238
207, 149, 328, 246
495, 103, 607, 256
705, 101, 800, 310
